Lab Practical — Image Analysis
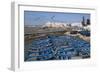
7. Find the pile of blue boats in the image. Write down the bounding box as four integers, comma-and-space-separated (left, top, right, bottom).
78, 30, 90, 36
24, 35, 90, 61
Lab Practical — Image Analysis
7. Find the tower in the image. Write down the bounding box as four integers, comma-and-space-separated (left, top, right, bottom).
82, 16, 85, 26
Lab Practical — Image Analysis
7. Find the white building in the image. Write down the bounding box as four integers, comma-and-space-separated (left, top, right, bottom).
43, 21, 70, 28
71, 22, 83, 27
42, 21, 83, 28
83, 25, 90, 31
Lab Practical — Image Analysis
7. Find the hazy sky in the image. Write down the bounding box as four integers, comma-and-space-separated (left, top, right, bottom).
24, 11, 90, 26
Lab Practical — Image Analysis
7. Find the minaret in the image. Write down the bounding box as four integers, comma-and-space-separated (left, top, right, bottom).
82, 16, 85, 26
51, 15, 55, 27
